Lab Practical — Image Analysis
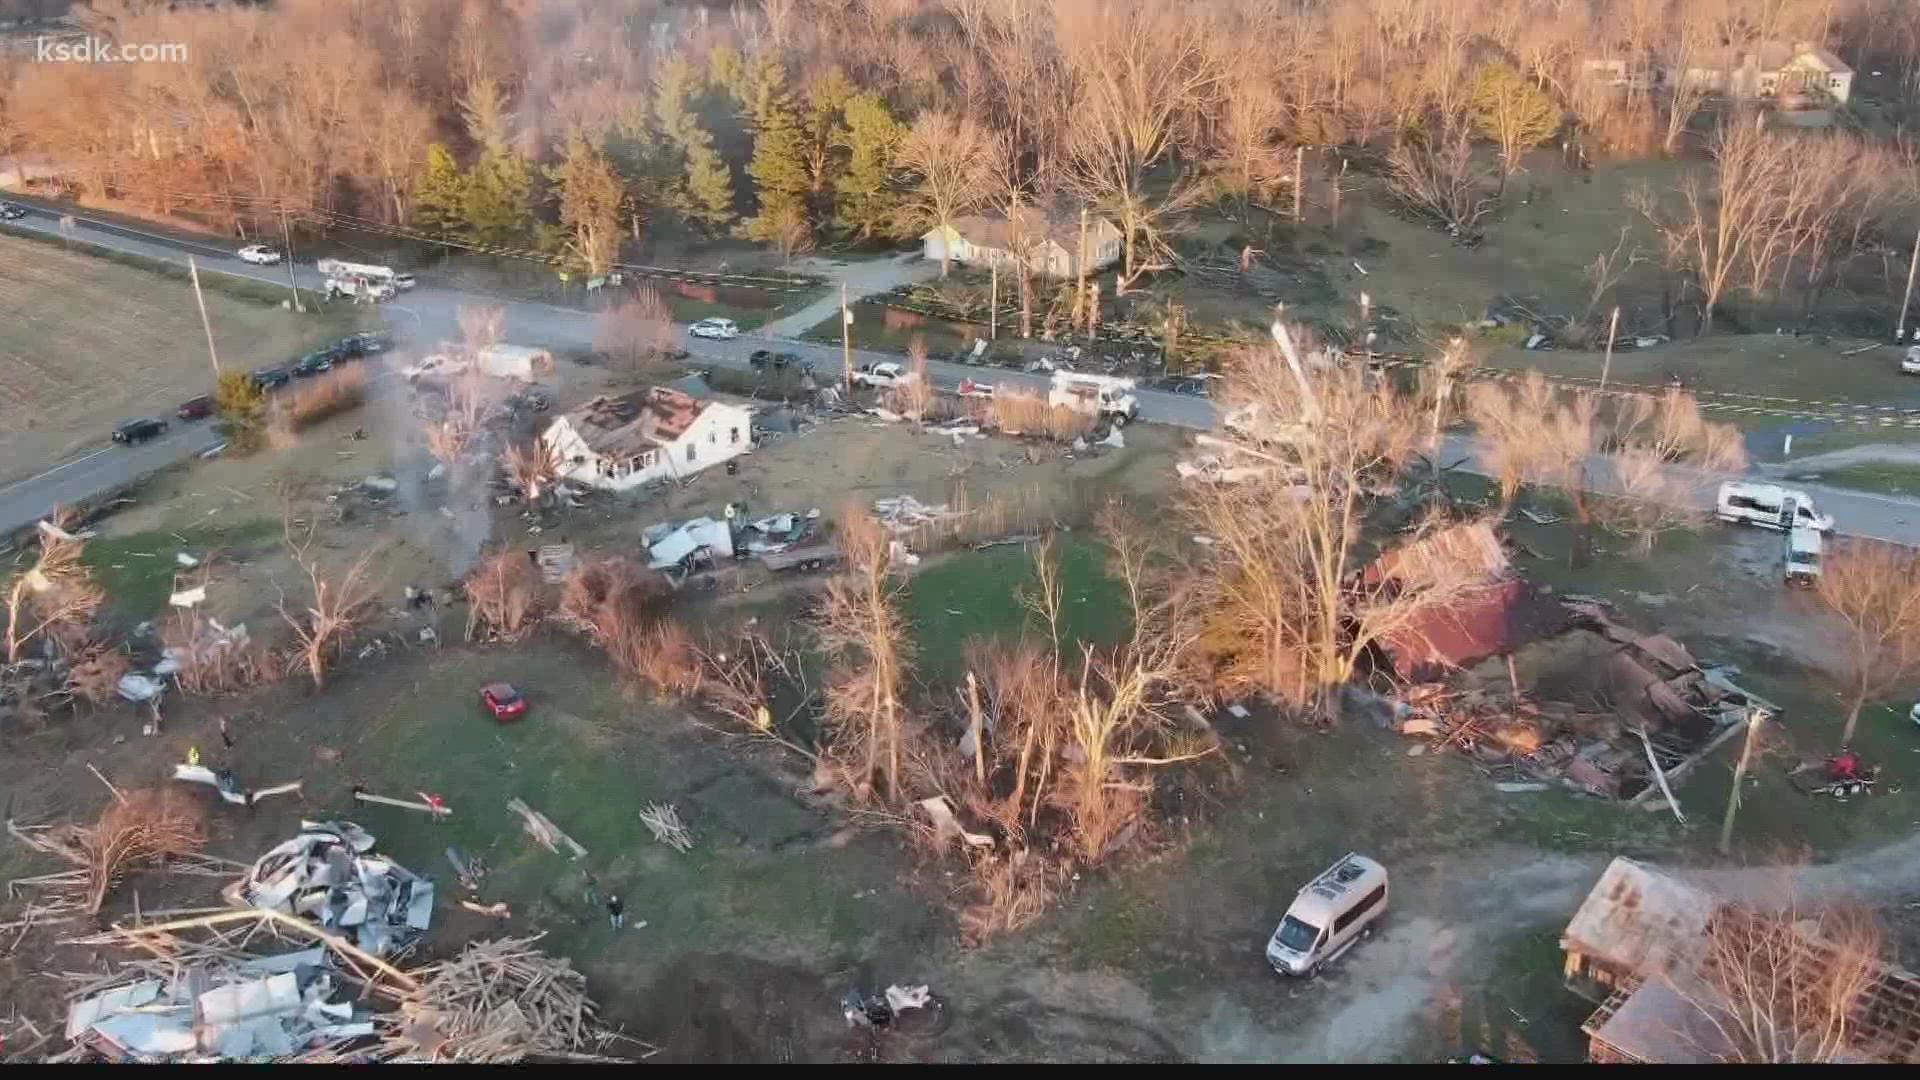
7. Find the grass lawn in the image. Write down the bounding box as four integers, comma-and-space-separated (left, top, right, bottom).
0, 229, 374, 485
801, 301, 1017, 363
904, 534, 1132, 683
81, 517, 280, 626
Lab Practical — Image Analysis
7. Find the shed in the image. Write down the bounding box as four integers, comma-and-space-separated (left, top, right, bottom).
1560, 857, 1713, 1002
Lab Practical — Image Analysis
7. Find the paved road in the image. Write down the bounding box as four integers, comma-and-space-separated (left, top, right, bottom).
4, 198, 1919, 547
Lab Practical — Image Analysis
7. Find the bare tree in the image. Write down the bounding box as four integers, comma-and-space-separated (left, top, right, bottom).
274, 517, 381, 689
593, 287, 676, 376
1386, 125, 1497, 239
896, 110, 990, 277
1815, 539, 1920, 744
1055, 0, 1222, 293
464, 549, 541, 642
1667, 902, 1885, 1063
1585, 225, 1647, 322
501, 438, 564, 503
1185, 321, 1495, 717
817, 508, 914, 803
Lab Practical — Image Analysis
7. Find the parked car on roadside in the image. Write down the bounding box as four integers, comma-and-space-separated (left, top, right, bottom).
393, 272, 417, 291
1902, 345, 1920, 375
852, 361, 909, 389
175, 395, 213, 421
236, 244, 283, 265
0, 202, 27, 221
1715, 481, 1833, 533
291, 347, 340, 377
689, 317, 739, 341
250, 366, 291, 390
112, 417, 169, 445
337, 331, 389, 357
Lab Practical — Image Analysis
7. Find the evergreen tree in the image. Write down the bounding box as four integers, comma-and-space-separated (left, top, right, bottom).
413, 142, 466, 235
652, 54, 735, 232
832, 92, 905, 240
461, 149, 536, 248
706, 45, 747, 100
737, 55, 811, 242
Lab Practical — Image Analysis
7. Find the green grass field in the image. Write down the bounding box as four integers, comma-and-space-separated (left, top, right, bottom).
82, 518, 279, 626
904, 534, 1131, 683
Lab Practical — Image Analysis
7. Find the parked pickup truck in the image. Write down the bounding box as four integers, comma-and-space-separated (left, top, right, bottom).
758, 543, 840, 573
851, 361, 910, 389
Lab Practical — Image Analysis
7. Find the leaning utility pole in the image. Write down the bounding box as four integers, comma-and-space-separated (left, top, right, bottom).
277, 203, 304, 312
187, 256, 221, 377
1599, 305, 1621, 391
841, 282, 853, 395
1898, 225, 1920, 344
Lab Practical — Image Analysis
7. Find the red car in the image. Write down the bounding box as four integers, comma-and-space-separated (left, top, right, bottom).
480, 682, 528, 722
176, 395, 214, 421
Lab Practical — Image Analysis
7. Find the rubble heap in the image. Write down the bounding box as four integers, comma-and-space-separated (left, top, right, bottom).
62, 944, 377, 1062
1392, 600, 1775, 802
223, 821, 433, 957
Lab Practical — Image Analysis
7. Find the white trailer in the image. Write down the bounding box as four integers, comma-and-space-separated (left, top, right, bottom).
1048, 371, 1139, 425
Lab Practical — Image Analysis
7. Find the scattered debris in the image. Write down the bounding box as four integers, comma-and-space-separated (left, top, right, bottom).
872, 495, 952, 533
172, 763, 302, 807
361, 475, 399, 495
115, 673, 165, 703
353, 789, 452, 817
638, 803, 692, 853
917, 795, 993, 850
223, 821, 434, 957
506, 798, 587, 859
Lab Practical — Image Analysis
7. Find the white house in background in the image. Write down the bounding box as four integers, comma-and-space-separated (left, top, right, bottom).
542, 387, 753, 492
921, 209, 1123, 278
1583, 40, 1854, 108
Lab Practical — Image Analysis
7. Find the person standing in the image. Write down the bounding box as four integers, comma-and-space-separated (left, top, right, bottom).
606, 894, 624, 930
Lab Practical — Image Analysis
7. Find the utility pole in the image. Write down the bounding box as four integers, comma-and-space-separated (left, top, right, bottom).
989, 261, 998, 340
1072, 207, 1089, 332
1599, 306, 1620, 391
841, 281, 852, 396
277, 203, 303, 313
187, 255, 221, 377
1898, 225, 1920, 344
1293, 144, 1306, 223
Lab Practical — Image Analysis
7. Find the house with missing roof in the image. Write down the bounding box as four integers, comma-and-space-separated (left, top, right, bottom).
1580, 40, 1854, 110
542, 386, 753, 493
1561, 857, 1920, 1063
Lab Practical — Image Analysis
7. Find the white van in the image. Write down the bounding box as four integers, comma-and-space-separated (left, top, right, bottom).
1785, 524, 1823, 587
1715, 481, 1833, 533
1266, 853, 1388, 977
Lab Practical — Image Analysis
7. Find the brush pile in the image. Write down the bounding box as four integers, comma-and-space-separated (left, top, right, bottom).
8, 789, 213, 915
367, 935, 641, 1062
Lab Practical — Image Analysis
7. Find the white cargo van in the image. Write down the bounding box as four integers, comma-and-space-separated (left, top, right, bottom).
1785, 524, 1823, 587
1715, 481, 1833, 533
1266, 853, 1388, 977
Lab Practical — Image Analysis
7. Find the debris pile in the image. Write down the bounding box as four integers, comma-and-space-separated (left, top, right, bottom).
360, 935, 645, 1063
638, 803, 692, 853
1392, 602, 1773, 803
62, 945, 376, 1062
872, 495, 952, 533
740, 508, 822, 555
223, 821, 434, 957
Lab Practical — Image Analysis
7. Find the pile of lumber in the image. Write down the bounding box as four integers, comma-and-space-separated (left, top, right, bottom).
370, 935, 646, 1062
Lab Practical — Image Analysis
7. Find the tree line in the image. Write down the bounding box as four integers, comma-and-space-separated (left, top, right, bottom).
1, 0, 1917, 285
